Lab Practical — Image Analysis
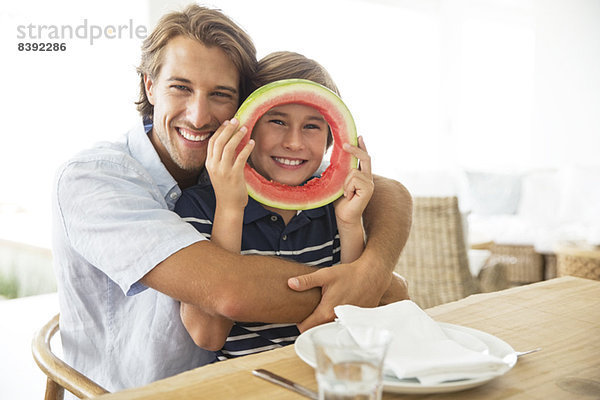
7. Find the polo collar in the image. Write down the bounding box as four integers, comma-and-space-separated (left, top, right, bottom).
243, 197, 326, 225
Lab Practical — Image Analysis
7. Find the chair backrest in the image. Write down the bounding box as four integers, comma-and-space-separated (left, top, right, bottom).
32, 313, 109, 400
394, 196, 478, 308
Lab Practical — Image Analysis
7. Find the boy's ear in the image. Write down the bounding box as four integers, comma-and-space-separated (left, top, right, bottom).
144, 74, 155, 105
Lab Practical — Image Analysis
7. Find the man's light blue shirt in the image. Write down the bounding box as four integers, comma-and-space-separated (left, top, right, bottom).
51, 120, 215, 393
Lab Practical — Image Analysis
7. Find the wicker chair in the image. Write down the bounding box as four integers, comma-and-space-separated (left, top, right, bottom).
483, 243, 544, 284
394, 197, 479, 309
32, 313, 108, 400
556, 246, 600, 280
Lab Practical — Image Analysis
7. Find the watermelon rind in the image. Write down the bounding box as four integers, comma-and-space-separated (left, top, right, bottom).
235, 79, 358, 210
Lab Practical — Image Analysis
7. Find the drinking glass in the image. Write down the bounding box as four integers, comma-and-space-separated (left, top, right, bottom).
312, 323, 391, 400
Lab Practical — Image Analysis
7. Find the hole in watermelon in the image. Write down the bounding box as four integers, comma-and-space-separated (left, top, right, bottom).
235, 79, 357, 210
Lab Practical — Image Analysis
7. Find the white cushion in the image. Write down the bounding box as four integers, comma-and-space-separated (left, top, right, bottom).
466, 171, 522, 216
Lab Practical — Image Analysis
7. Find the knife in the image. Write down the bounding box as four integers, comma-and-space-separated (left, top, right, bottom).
252, 368, 318, 399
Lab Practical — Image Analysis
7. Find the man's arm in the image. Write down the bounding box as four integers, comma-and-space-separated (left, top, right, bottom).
289, 175, 412, 331
144, 176, 411, 327
143, 176, 411, 329
362, 175, 413, 275
142, 240, 322, 322
57, 148, 323, 327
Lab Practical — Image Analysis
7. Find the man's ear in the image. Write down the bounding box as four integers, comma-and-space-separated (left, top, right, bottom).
144, 74, 155, 105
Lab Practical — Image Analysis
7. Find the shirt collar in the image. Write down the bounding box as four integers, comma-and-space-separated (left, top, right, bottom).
128, 118, 180, 207
243, 197, 275, 224
243, 197, 326, 225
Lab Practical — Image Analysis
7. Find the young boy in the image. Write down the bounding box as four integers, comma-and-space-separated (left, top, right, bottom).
174, 51, 374, 360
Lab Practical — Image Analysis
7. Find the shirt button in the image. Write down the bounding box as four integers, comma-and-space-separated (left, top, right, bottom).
282, 235, 288, 241
270, 215, 278, 222
169, 192, 179, 200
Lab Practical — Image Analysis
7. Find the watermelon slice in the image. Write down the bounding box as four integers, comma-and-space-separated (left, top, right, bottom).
235, 79, 358, 210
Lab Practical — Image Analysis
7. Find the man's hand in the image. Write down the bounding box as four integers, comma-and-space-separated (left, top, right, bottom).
288, 260, 392, 332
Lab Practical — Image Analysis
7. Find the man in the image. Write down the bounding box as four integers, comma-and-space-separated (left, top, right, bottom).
52, 4, 412, 393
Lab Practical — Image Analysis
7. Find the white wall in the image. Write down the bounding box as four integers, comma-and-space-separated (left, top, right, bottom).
0, 0, 149, 248
532, 0, 600, 168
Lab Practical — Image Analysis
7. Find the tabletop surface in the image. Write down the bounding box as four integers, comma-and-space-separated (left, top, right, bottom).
96, 276, 600, 399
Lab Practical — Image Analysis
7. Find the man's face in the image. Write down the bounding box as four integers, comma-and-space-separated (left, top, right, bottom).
144, 36, 240, 184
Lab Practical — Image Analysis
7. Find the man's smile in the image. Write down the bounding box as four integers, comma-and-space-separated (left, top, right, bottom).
177, 127, 213, 142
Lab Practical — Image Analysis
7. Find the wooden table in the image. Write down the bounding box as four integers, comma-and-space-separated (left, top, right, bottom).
97, 277, 600, 399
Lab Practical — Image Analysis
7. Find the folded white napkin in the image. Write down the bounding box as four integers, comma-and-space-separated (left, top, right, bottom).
334, 300, 510, 385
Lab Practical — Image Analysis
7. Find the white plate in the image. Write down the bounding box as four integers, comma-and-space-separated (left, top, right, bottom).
295, 322, 517, 394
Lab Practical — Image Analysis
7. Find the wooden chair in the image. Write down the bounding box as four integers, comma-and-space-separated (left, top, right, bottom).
394, 197, 479, 308
32, 313, 109, 400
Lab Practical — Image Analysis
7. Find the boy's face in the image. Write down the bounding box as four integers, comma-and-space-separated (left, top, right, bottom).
249, 103, 329, 186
